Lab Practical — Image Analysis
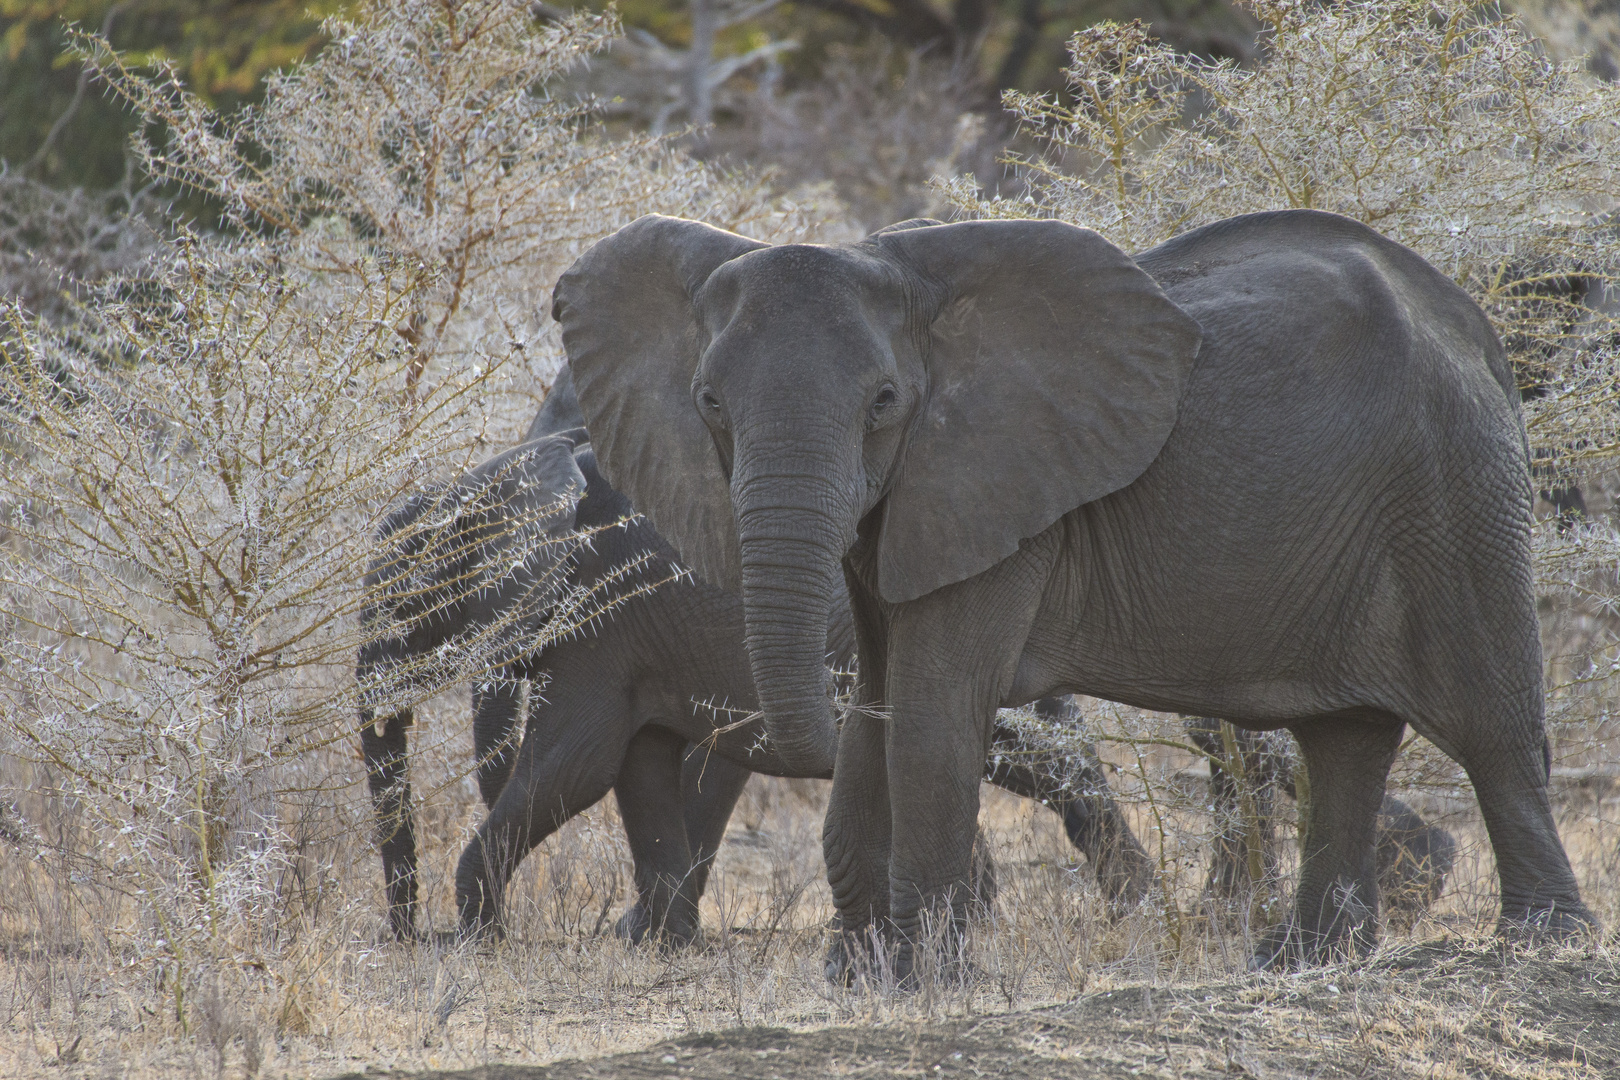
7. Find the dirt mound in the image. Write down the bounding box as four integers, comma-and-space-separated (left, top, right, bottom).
334, 942, 1619, 1079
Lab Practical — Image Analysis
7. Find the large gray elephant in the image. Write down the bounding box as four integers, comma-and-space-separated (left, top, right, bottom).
360, 374, 1157, 943
554, 209, 1595, 974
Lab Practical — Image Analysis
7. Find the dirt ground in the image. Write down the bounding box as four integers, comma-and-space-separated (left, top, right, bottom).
332, 942, 1619, 1080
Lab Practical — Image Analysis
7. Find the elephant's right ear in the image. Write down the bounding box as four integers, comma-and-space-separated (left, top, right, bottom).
552, 215, 768, 592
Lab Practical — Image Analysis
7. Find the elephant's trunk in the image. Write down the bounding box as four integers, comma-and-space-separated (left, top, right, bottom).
733, 462, 847, 778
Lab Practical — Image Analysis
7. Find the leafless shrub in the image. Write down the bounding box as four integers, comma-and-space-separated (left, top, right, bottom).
0, 172, 168, 329
0, 0, 845, 1066
0, 243, 498, 1025
74, 0, 840, 435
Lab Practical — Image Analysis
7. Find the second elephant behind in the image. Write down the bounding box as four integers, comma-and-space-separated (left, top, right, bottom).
361, 383, 1157, 943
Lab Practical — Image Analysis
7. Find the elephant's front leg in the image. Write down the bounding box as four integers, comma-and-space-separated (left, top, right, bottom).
876, 555, 1049, 987
361, 707, 419, 942
883, 686, 996, 984
821, 702, 893, 983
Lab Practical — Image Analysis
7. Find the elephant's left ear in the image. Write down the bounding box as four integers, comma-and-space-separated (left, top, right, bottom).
436, 435, 587, 610
871, 220, 1202, 603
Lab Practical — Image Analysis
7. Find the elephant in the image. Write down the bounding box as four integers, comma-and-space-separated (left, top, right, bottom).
357, 428, 591, 940
1182, 718, 1454, 920
360, 372, 1158, 944
554, 208, 1595, 975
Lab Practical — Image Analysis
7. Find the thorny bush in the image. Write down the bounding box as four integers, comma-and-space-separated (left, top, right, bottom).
0, 0, 837, 1047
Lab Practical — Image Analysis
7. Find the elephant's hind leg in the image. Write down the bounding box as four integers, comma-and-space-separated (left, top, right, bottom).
1376, 795, 1457, 924
1452, 728, 1592, 938
454, 690, 627, 938
1252, 714, 1404, 970
613, 727, 708, 947
1186, 717, 1283, 910
678, 749, 753, 904
984, 699, 1156, 910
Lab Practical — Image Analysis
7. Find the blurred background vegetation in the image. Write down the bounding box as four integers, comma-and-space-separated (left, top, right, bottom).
2, 1, 344, 188
3, 0, 1614, 220
0, 0, 1257, 195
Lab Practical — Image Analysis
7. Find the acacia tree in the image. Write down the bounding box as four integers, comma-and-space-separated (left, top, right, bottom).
0, 0, 835, 1033
79, 0, 820, 424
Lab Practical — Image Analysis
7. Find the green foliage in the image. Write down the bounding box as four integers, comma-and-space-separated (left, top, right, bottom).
1, 0, 345, 187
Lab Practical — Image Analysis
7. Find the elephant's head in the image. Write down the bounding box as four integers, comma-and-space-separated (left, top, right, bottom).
553, 216, 1201, 773
358, 433, 587, 719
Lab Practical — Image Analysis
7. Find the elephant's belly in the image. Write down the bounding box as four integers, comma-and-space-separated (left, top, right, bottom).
1005, 485, 1410, 728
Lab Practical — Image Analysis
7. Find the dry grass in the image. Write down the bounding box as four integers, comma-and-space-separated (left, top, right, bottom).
3, 672, 1616, 1078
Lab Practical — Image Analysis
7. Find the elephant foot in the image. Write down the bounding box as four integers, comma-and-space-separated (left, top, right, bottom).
454, 884, 505, 944
453, 916, 505, 945
1091, 842, 1158, 917
823, 921, 975, 991
823, 926, 874, 987
614, 902, 652, 944
385, 907, 424, 944
613, 900, 702, 950
1250, 888, 1376, 971
1250, 920, 1356, 971
1496, 901, 1597, 944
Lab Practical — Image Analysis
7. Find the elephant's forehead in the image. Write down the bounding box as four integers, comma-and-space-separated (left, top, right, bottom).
698, 243, 900, 323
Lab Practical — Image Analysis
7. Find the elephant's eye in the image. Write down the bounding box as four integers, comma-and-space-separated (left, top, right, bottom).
697, 388, 726, 426
869, 385, 899, 423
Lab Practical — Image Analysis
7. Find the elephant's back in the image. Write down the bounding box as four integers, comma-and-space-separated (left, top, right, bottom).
1137, 210, 1517, 415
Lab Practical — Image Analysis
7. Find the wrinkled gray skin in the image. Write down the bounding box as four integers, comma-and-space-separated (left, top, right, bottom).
555, 210, 1595, 975
362, 372, 1156, 944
